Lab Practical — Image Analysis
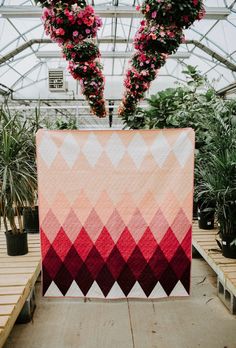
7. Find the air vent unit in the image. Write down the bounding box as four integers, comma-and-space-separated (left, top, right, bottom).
48, 69, 66, 92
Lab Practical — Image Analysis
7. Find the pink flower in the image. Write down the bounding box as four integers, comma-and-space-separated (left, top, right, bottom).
151, 11, 157, 19
167, 31, 175, 38
73, 31, 79, 37
136, 5, 140, 11
193, 0, 198, 6
85, 29, 91, 34
197, 9, 206, 20
66, 43, 74, 49
64, 9, 70, 16
68, 15, 75, 23
56, 18, 63, 24
42, 8, 50, 19
55, 28, 65, 36
86, 6, 94, 14
183, 15, 189, 23
83, 15, 95, 26
150, 33, 157, 40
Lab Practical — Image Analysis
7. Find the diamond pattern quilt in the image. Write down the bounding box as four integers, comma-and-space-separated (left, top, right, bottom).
36, 129, 194, 298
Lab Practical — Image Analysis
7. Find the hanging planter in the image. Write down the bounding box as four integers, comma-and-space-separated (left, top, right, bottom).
37, 0, 106, 117
134, 22, 184, 55
140, 0, 205, 28
119, 0, 204, 118
62, 41, 100, 62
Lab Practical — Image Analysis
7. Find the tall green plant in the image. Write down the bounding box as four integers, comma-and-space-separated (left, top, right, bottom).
197, 113, 236, 235
0, 105, 37, 234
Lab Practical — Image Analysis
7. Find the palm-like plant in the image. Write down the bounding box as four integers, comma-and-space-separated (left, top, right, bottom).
197, 113, 236, 238
0, 105, 37, 234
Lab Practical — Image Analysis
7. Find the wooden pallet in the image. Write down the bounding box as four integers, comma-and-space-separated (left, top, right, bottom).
192, 222, 236, 313
0, 231, 41, 348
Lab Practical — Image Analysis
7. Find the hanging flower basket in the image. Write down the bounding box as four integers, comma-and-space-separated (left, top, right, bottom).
62, 41, 100, 62
140, 0, 205, 29
42, 2, 102, 44
132, 51, 167, 72
134, 22, 184, 55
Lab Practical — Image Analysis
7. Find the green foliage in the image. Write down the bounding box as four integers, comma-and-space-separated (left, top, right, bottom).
197, 114, 236, 235
54, 117, 77, 130
0, 104, 37, 234
123, 66, 224, 149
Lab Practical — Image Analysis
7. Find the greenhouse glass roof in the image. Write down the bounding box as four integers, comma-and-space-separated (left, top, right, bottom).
0, 0, 236, 103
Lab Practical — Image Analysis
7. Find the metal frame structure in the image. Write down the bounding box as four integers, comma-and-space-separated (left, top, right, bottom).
0, 0, 236, 108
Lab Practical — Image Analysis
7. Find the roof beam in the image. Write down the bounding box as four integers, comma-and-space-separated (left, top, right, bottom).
2, 38, 236, 72
35, 51, 191, 59
0, 6, 231, 19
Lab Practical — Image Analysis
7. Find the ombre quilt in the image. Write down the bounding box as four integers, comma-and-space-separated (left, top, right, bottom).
36, 129, 194, 298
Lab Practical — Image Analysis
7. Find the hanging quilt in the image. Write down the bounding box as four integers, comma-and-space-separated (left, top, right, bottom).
36, 129, 194, 298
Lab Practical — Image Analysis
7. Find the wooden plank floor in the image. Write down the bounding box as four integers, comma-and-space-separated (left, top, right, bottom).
0, 229, 41, 348
192, 222, 236, 298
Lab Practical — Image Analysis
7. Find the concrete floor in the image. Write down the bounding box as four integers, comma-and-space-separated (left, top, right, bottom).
4, 258, 236, 348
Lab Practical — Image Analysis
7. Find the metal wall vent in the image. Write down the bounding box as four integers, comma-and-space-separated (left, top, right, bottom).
48, 69, 66, 92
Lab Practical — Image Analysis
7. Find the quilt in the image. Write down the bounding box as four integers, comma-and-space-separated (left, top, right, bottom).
36, 129, 194, 298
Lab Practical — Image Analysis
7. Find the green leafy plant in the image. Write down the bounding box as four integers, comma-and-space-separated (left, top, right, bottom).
123, 66, 220, 150
0, 105, 37, 234
197, 113, 236, 237
54, 116, 77, 130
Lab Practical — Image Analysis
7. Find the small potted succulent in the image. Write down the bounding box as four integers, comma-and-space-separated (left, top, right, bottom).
0, 105, 37, 255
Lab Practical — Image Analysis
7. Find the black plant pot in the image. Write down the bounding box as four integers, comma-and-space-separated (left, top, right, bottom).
193, 201, 198, 220
5, 231, 28, 256
23, 206, 39, 234
221, 235, 236, 259
198, 207, 215, 230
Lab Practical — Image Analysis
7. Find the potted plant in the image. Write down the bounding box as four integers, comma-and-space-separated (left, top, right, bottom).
194, 154, 215, 229
0, 105, 37, 255
22, 107, 42, 235
197, 114, 236, 258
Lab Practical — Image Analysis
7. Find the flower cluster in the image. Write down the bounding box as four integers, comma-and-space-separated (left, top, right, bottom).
42, 2, 102, 44
39, 0, 106, 117
119, 0, 204, 118
132, 51, 167, 72
62, 41, 100, 62
124, 68, 155, 94
69, 61, 106, 117
134, 21, 184, 55
140, 0, 205, 29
